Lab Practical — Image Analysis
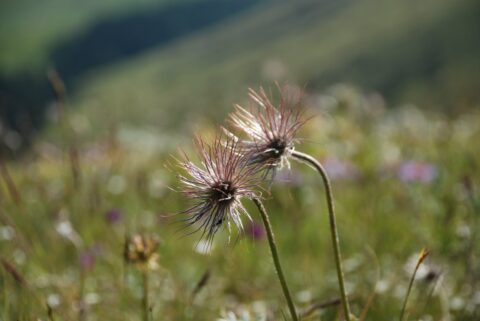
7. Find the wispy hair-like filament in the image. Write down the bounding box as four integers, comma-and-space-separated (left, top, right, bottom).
227, 85, 308, 175
177, 136, 260, 246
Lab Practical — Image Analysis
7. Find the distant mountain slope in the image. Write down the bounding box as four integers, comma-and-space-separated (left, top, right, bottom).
73, 0, 480, 135
1, 0, 479, 145
0, 0, 261, 136
0, 0, 170, 73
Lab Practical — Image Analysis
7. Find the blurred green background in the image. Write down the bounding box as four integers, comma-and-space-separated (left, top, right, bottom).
1, 0, 479, 147
0, 0, 479, 320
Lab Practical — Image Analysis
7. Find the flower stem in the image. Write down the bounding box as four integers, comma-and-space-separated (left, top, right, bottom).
142, 270, 149, 321
253, 197, 298, 321
291, 150, 351, 320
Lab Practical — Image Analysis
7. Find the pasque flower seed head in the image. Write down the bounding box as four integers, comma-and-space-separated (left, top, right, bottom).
177, 136, 260, 244
227, 86, 307, 173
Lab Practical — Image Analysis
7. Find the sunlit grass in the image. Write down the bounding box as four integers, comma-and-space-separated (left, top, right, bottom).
1, 86, 479, 320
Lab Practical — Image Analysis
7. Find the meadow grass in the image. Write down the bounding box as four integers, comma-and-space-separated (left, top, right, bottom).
1, 86, 479, 320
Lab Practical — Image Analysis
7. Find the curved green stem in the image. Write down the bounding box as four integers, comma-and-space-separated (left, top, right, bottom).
253, 198, 299, 321
291, 150, 351, 321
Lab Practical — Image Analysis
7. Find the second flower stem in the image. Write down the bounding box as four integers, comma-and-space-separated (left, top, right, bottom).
291, 150, 351, 321
253, 197, 299, 321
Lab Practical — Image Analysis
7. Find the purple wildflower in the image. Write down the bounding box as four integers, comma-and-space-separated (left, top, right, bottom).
245, 221, 265, 241
79, 245, 103, 272
273, 168, 304, 187
80, 250, 96, 271
397, 161, 438, 183
105, 208, 122, 224
322, 157, 360, 181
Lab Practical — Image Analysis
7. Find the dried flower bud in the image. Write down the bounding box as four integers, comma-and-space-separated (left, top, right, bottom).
124, 234, 159, 270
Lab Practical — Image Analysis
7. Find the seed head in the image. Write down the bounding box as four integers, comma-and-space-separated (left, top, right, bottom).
228, 86, 307, 172
124, 234, 159, 270
177, 136, 260, 244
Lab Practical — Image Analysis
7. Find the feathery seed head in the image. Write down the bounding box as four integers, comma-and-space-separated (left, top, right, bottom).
177, 136, 260, 244
228, 86, 306, 171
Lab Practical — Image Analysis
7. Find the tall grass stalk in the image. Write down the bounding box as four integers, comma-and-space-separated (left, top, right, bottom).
291, 150, 351, 320
399, 249, 429, 321
253, 198, 298, 321
47, 67, 81, 190
0, 159, 21, 205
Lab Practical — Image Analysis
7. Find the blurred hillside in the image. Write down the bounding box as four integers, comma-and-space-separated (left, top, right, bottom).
1, 0, 479, 148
